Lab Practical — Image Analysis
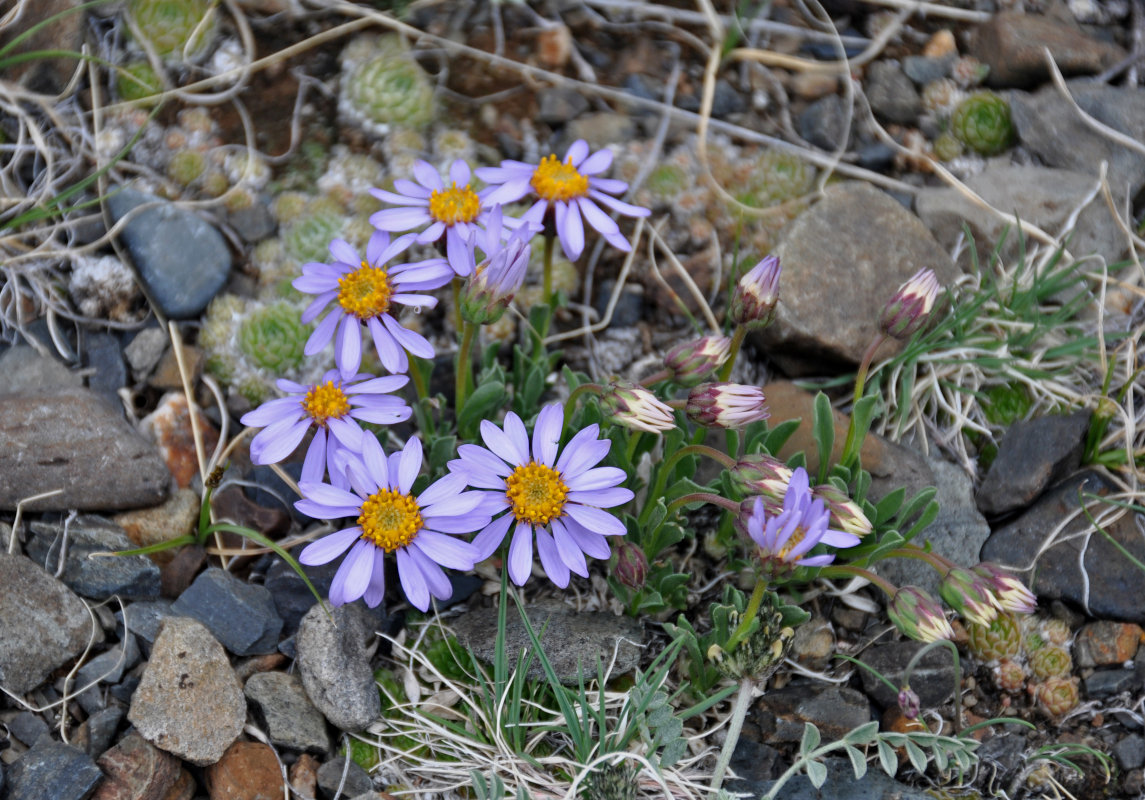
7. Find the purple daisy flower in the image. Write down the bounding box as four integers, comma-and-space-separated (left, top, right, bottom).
447, 402, 634, 588
369, 159, 492, 277
294, 231, 454, 377
296, 436, 488, 611
241, 370, 411, 486
475, 139, 650, 261
739, 467, 860, 574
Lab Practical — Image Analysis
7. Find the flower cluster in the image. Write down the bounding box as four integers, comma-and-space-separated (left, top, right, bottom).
239, 144, 651, 610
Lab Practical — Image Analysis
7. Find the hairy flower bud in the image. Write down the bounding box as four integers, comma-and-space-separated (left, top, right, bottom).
729, 453, 793, 500
601, 379, 675, 433
897, 687, 921, 719
663, 335, 731, 387
685, 382, 768, 429
888, 586, 955, 643
810, 483, 872, 537
613, 539, 648, 590
939, 566, 1001, 626
879, 268, 941, 340
460, 227, 530, 325
971, 562, 1037, 614
730, 255, 781, 329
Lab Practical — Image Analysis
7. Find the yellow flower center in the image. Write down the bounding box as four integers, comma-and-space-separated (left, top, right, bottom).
300, 380, 351, 426
427, 183, 481, 226
358, 488, 423, 553
505, 461, 569, 526
337, 261, 394, 320
530, 155, 589, 203
776, 527, 806, 562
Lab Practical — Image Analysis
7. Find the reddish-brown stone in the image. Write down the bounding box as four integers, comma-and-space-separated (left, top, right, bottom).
205, 741, 284, 800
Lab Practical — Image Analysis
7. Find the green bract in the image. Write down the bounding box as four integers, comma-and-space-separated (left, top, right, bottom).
951, 91, 1014, 156
125, 0, 216, 61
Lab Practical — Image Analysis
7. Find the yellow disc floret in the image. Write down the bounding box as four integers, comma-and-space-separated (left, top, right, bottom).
427, 183, 481, 226
505, 461, 569, 526
301, 380, 351, 426
337, 261, 394, 320
358, 488, 423, 552
777, 527, 806, 562
530, 155, 590, 203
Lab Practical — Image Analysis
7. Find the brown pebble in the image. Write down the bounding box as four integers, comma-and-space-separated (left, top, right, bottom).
923, 29, 957, 58
205, 741, 283, 800
235, 653, 288, 682
289, 753, 319, 797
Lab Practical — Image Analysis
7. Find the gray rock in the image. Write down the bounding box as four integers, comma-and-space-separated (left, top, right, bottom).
753, 182, 959, 373
0, 553, 105, 694
915, 163, 1129, 270
902, 54, 955, 86
123, 326, 169, 380
6, 712, 49, 747
981, 471, 1145, 623
76, 634, 140, 687
74, 705, 125, 758
976, 411, 1090, 516
451, 599, 644, 684
564, 112, 638, 150
857, 639, 958, 708
171, 567, 283, 656
0, 345, 81, 392
265, 556, 341, 636
798, 94, 849, 151
971, 12, 1125, 88
317, 757, 374, 798
537, 88, 590, 124
1115, 735, 1145, 771
753, 684, 872, 744
225, 197, 277, 242
593, 280, 644, 329
6, 737, 102, 800
116, 599, 176, 655
736, 756, 933, 800
244, 670, 331, 754
1011, 82, 1145, 198
81, 332, 127, 411
1084, 666, 1141, 698
0, 388, 171, 511
128, 617, 246, 766
27, 515, 161, 600
874, 456, 993, 598
727, 738, 782, 786
866, 62, 921, 124
107, 186, 232, 319
296, 603, 381, 732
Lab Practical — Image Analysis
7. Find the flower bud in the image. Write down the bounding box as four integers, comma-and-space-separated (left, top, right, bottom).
888, 586, 955, 643
939, 566, 1001, 626
730, 255, 781, 329
600, 379, 675, 433
729, 453, 793, 501
460, 222, 530, 326
971, 562, 1037, 614
810, 483, 872, 537
897, 687, 921, 719
879, 268, 941, 340
613, 539, 648, 590
663, 335, 731, 387
685, 382, 768, 429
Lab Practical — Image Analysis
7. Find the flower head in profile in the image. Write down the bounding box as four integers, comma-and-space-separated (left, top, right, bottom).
369, 159, 492, 277
663, 335, 731, 387
600, 379, 675, 433
972, 562, 1037, 614
296, 436, 487, 611
730, 255, 781, 329
294, 231, 454, 377
729, 453, 794, 501
685, 382, 769, 429
459, 205, 535, 325
810, 483, 873, 538
939, 566, 1001, 626
241, 370, 411, 486
448, 403, 634, 587
888, 586, 955, 643
476, 139, 650, 261
739, 467, 860, 575
879, 268, 941, 340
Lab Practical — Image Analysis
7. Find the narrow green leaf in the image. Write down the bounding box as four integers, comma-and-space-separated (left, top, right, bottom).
811, 392, 834, 483
904, 740, 928, 773
877, 740, 897, 777
457, 381, 507, 434
845, 744, 868, 779
806, 759, 828, 788
800, 722, 821, 755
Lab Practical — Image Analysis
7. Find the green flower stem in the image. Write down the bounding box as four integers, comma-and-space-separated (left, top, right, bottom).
407, 356, 435, 438
885, 545, 954, 574
541, 232, 555, 308
840, 333, 886, 467
563, 383, 603, 429
666, 492, 738, 516
625, 431, 642, 464
640, 369, 671, 387
455, 319, 477, 410
637, 445, 733, 527
717, 324, 747, 382
818, 563, 899, 598
725, 580, 767, 653
708, 677, 756, 799
902, 638, 964, 734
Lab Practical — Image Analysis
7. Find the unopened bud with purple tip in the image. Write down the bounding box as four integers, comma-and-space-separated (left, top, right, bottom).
601, 379, 675, 433
879, 268, 941, 340
810, 483, 872, 538
460, 207, 533, 325
888, 586, 955, 643
729, 453, 793, 501
614, 539, 648, 590
730, 255, 781, 329
664, 335, 731, 387
972, 562, 1037, 614
939, 566, 1001, 626
686, 382, 768, 429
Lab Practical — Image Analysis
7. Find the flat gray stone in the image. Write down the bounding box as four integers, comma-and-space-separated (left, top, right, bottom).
244, 670, 331, 754
107, 186, 232, 319
170, 567, 283, 656
858, 639, 958, 708
976, 411, 1090, 516
0, 388, 171, 511
753, 684, 873, 744
296, 604, 381, 733
0, 346, 82, 392
451, 599, 645, 685
866, 61, 921, 124
971, 12, 1125, 88
27, 515, 160, 600
0, 554, 105, 694
128, 617, 245, 766
6, 737, 102, 800
754, 182, 959, 374
735, 756, 933, 800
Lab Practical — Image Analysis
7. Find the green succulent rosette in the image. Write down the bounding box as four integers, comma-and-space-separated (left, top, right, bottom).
951, 91, 1014, 156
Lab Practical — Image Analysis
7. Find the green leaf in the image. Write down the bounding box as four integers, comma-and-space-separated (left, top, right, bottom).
762, 419, 800, 454
844, 721, 879, 745
458, 381, 507, 435
806, 759, 828, 788
877, 740, 897, 777
874, 488, 906, 526
811, 392, 835, 482
845, 744, 868, 779
800, 722, 821, 755
660, 737, 687, 768
905, 740, 928, 773
933, 743, 949, 772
